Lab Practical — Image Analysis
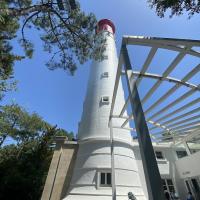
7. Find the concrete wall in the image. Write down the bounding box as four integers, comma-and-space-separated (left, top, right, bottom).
41, 138, 78, 200
133, 142, 195, 199
64, 140, 146, 200
41, 138, 200, 200
175, 151, 200, 199
175, 151, 200, 179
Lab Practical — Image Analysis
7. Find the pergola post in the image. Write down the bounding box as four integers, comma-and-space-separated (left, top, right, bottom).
122, 45, 165, 200
109, 49, 124, 200
183, 142, 191, 155
109, 118, 117, 200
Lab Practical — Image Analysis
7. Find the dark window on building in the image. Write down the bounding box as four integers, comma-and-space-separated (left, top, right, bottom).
101, 96, 109, 104
185, 180, 192, 193
107, 173, 111, 185
162, 179, 175, 193
102, 72, 109, 78
155, 151, 164, 159
176, 150, 187, 158
100, 173, 106, 185
162, 179, 167, 191
191, 179, 200, 193
100, 172, 112, 186
167, 179, 173, 185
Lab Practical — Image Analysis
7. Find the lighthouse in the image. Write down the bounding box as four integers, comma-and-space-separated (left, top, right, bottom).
41, 18, 200, 200
62, 19, 146, 200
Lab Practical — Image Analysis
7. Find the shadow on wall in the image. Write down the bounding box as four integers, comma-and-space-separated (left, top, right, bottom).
61, 145, 79, 199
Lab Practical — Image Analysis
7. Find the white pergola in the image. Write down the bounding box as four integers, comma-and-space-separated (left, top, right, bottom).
110, 36, 200, 144
109, 36, 200, 200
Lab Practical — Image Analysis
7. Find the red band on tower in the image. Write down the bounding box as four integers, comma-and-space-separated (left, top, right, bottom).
96, 19, 115, 34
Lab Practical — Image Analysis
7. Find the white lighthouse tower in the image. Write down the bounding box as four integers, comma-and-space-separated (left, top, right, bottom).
63, 19, 146, 200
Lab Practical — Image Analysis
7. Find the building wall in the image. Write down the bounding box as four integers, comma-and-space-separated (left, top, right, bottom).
41, 139, 78, 200
41, 136, 200, 200
175, 151, 200, 199
133, 142, 198, 200
66, 141, 145, 199
175, 151, 200, 179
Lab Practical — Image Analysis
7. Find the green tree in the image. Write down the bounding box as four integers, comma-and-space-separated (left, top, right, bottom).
148, 0, 200, 17
56, 128, 74, 140
0, 127, 56, 200
0, 103, 46, 146
0, 14, 17, 100
0, 0, 103, 76
0, 103, 74, 199
0, 103, 74, 146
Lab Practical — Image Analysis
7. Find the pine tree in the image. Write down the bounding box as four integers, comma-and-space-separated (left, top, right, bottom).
0, 103, 74, 199
0, 0, 102, 76
148, 0, 200, 18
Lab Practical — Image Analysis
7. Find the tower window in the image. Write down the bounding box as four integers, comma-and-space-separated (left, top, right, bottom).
102, 72, 109, 78
155, 151, 164, 159
101, 96, 109, 104
100, 172, 112, 186
176, 150, 187, 159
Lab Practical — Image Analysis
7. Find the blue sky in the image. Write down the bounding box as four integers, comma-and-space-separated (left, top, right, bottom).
2, 0, 200, 137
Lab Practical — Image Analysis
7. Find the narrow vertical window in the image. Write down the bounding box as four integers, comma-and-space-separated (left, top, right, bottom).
107, 173, 111, 185
162, 179, 175, 193
100, 172, 112, 187
155, 151, 164, 159
100, 173, 106, 185
102, 72, 109, 78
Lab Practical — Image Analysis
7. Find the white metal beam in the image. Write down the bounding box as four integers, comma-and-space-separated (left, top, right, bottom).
171, 122, 200, 132
123, 36, 200, 58
153, 98, 200, 123
174, 129, 200, 146
132, 71, 200, 91
141, 50, 188, 104
123, 35, 200, 46
167, 115, 200, 128
144, 64, 200, 114
148, 86, 200, 120
136, 47, 158, 86
161, 106, 200, 126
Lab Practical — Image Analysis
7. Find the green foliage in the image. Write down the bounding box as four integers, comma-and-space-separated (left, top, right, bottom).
0, 0, 101, 75
0, 130, 54, 200
0, 103, 75, 199
148, 0, 200, 17
56, 128, 74, 140
0, 79, 17, 100
0, 1, 19, 99
0, 103, 74, 146
0, 104, 47, 145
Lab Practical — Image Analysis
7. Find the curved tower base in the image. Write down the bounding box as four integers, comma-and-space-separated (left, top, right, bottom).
63, 140, 146, 200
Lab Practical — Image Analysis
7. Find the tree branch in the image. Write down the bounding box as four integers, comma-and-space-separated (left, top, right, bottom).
0, 4, 50, 17
50, 9, 93, 49
47, 12, 67, 61
21, 11, 41, 41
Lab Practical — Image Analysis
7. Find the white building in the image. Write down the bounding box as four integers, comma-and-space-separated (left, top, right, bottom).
42, 19, 200, 200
